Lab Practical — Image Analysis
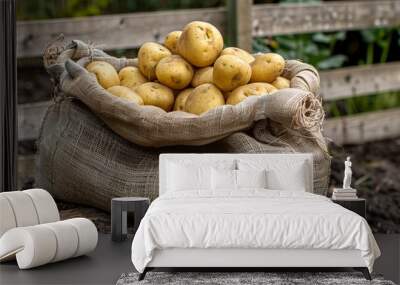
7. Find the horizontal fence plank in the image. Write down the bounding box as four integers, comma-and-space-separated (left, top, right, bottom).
17, 8, 225, 58
320, 62, 400, 101
323, 108, 400, 145
17, 1, 400, 58
252, 0, 400, 37
18, 108, 400, 186
18, 101, 52, 141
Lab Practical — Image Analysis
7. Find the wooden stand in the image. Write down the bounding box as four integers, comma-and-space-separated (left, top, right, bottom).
111, 197, 150, 242
332, 198, 366, 219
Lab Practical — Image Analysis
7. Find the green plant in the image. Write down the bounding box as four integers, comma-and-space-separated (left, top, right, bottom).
253, 32, 347, 70
340, 28, 400, 117
16, 0, 224, 20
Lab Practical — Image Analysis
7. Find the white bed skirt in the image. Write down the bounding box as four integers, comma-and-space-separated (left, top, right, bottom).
148, 248, 366, 268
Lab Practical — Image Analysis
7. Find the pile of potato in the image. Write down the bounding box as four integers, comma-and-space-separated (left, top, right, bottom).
86, 21, 290, 115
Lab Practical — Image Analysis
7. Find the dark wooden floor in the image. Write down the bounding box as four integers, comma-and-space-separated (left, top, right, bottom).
0, 234, 398, 285
0, 234, 133, 285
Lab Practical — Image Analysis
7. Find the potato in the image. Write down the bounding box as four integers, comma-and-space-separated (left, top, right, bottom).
173, 88, 193, 111
226, 83, 277, 105
155, 55, 194, 90
177, 21, 223, 67
184, 83, 225, 115
107, 86, 144, 105
191, 67, 213, 87
223, 91, 232, 100
135, 82, 174, 111
138, 42, 171, 80
164, 31, 182, 54
250, 53, 285, 83
271, 76, 290, 89
213, 55, 251, 92
221, 47, 255, 64
86, 61, 120, 89
118, 66, 148, 90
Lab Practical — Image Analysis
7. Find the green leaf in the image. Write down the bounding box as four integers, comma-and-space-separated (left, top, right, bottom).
312, 33, 331, 44
317, 55, 347, 70
361, 29, 376, 43
334, 31, 346, 41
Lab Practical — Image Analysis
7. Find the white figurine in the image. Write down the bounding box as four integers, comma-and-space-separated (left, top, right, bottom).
342, 156, 352, 189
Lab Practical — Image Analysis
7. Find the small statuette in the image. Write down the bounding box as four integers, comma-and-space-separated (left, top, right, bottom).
332, 156, 358, 200
343, 156, 352, 189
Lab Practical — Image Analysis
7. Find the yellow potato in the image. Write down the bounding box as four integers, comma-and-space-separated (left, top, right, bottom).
223, 91, 232, 100
107, 86, 144, 105
155, 55, 194, 90
271, 76, 290, 89
164, 31, 182, 54
177, 21, 223, 67
191, 67, 213, 87
221, 47, 255, 64
213, 55, 251, 92
184, 83, 225, 115
250, 53, 285, 83
118, 66, 148, 90
86, 61, 120, 89
226, 83, 277, 105
173, 88, 193, 111
135, 82, 174, 111
138, 42, 171, 80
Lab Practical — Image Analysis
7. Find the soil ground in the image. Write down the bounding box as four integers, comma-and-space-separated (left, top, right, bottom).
329, 138, 400, 234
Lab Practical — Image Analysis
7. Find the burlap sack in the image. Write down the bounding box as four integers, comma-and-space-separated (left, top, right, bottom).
36, 99, 330, 212
37, 39, 330, 211
44, 40, 324, 148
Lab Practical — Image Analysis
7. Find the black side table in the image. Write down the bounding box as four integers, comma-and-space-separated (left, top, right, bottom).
332, 198, 366, 219
111, 197, 150, 242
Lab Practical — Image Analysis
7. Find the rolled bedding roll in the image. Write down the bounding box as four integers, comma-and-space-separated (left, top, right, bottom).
0, 218, 98, 269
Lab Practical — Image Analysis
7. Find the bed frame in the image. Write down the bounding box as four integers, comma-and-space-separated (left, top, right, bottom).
139, 154, 371, 281
140, 248, 370, 280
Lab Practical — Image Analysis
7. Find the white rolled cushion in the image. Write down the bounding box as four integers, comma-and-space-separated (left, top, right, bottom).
0, 191, 39, 227
0, 196, 17, 237
42, 222, 79, 262
64, 218, 98, 257
236, 169, 267, 189
0, 226, 57, 268
0, 218, 98, 269
211, 168, 236, 190
24, 189, 60, 224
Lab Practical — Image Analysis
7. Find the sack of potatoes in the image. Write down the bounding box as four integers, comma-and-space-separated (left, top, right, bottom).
51, 21, 323, 147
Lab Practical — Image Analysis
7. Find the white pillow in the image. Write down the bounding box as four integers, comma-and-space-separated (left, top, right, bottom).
236, 169, 267, 189
266, 167, 307, 191
211, 169, 267, 190
211, 168, 236, 190
237, 159, 309, 191
166, 159, 236, 192
167, 163, 211, 191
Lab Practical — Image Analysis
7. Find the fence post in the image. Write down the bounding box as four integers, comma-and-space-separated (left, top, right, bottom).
226, 0, 253, 52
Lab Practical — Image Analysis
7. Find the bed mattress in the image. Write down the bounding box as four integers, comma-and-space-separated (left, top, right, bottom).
131, 190, 380, 273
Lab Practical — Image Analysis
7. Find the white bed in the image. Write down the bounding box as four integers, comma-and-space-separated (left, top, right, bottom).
131, 154, 380, 280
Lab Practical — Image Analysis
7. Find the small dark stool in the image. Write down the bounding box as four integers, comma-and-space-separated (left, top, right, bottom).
332, 198, 366, 219
111, 197, 150, 242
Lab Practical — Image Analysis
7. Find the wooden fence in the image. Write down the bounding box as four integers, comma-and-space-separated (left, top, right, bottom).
16, 0, 400, 187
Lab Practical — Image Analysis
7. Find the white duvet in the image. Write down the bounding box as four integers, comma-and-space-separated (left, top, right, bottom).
131, 190, 380, 273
